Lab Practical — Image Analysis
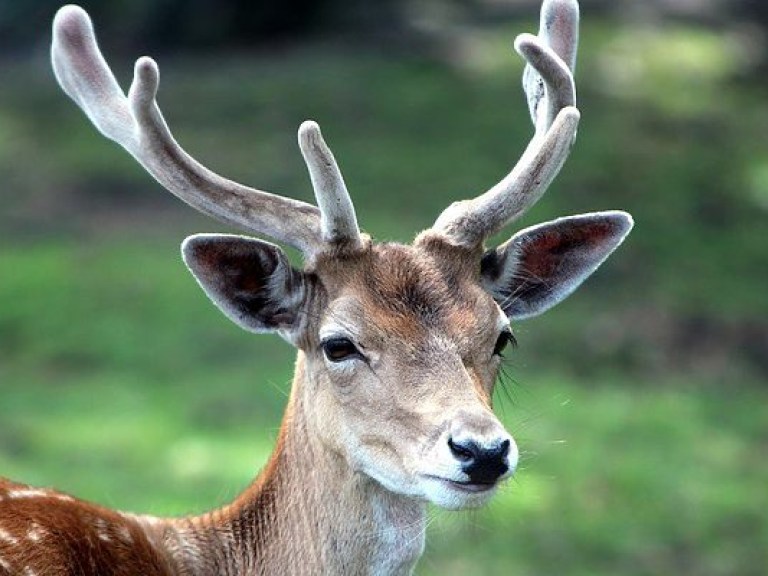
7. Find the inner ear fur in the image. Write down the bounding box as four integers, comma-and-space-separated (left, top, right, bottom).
480, 211, 633, 320
182, 234, 307, 334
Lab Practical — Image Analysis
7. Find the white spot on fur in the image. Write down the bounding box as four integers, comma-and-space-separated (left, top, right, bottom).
116, 525, 132, 544
7, 489, 49, 500
26, 523, 46, 543
52, 493, 74, 503
0, 527, 19, 545
24, 567, 38, 576
0, 556, 11, 570
93, 518, 111, 542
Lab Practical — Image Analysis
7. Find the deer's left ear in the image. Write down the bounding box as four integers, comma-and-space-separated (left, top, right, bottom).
480, 211, 633, 320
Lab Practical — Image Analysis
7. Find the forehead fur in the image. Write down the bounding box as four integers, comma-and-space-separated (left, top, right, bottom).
311, 238, 499, 340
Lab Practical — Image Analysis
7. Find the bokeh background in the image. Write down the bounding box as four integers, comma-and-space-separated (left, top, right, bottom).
1, 0, 766, 574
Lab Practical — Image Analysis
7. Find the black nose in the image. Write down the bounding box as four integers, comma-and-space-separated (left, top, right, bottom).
448, 437, 510, 484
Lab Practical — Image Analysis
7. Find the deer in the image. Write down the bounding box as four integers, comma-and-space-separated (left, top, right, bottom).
0, 0, 632, 574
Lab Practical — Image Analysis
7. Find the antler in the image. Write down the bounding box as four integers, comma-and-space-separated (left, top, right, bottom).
432, 0, 580, 248
51, 5, 362, 255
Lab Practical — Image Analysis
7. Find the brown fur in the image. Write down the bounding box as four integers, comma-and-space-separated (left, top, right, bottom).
0, 479, 174, 575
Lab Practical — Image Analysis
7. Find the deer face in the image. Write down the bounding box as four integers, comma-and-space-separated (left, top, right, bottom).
302, 241, 517, 509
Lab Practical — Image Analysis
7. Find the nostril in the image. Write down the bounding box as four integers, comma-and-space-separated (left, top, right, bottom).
449, 437, 512, 484
448, 437, 476, 463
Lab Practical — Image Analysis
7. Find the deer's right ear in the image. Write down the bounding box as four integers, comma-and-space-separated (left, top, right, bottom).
182, 234, 307, 336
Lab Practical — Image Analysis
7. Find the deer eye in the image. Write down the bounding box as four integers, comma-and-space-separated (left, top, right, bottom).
493, 330, 516, 357
322, 337, 362, 363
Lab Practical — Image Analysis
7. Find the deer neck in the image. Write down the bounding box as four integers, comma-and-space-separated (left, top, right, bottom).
151, 353, 426, 576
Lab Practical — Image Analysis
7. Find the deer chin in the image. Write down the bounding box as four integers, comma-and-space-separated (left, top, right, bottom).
358, 463, 502, 510
418, 474, 503, 510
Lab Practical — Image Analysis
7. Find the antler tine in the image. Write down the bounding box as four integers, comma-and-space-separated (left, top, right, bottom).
51, 5, 323, 255
431, 0, 580, 248
298, 121, 362, 248
522, 0, 579, 135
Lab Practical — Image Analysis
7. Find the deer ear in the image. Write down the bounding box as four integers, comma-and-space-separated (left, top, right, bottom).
181, 234, 307, 335
480, 211, 633, 320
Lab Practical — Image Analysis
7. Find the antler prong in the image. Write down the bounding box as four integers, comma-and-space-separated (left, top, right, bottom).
52, 6, 133, 143
523, 0, 579, 133
516, 33, 575, 136
298, 121, 361, 247
539, 0, 579, 71
129, 57, 160, 121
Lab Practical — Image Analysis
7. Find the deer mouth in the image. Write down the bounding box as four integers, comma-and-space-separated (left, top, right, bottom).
446, 479, 498, 493
423, 475, 499, 495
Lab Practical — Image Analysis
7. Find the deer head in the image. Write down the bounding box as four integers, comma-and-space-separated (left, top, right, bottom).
51, 0, 631, 515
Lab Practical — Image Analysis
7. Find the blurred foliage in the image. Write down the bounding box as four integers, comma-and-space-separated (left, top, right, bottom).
0, 6, 767, 576
5, 0, 768, 58
1, 0, 408, 54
